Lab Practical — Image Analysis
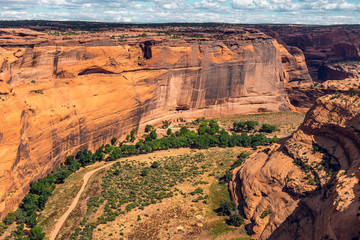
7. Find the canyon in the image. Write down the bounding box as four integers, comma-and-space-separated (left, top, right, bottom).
1, 22, 360, 240
0, 26, 310, 220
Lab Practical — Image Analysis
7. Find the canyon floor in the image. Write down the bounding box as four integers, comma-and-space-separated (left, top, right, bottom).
0, 112, 304, 240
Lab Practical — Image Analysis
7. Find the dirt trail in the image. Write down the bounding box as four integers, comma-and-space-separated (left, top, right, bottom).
49, 148, 194, 240
49, 161, 116, 240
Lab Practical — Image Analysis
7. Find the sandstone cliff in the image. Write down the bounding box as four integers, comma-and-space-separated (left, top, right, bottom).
230, 91, 360, 239
267, 26, 360, 82
0, 28, 311, 219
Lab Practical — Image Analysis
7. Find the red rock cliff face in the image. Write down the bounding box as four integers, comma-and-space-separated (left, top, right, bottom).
230, 91, 360, 239
0, 29, 311, 219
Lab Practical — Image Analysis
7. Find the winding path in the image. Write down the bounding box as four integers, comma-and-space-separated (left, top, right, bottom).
49, 162, 116, 240
48, 148, 192, 240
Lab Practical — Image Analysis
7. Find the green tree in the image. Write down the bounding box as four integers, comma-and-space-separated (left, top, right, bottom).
11, 223, 25, 239
245, 121, 259, 131
151, 130, 157, 139
151, 161, 159, 168
208, 119, 220, 134
141, 168, 150, 176
145, 124, 153, 133
216, 199, 236, 216
259, 123, 279, 133
3, 212, 16, 225
166, 128, 172, 136
226, 214, 244, 227
162, 120, 171, 129
130, 129, 137, 142
111, 137, 118, 145
29, 226, 45, 240
233, 121, 246, 132
198, 123, 207, 135
179, 126, 190, 136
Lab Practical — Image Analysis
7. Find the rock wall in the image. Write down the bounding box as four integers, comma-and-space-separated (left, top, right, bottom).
260, 25, 360, 82
0, 29, 311, 219
230, 91, 360, 239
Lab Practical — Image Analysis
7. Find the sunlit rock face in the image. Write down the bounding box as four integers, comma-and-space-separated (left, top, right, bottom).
0, 28, 311, 219
230, 92, 360, 240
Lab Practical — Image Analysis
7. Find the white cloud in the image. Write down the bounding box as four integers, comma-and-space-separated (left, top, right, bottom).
0, 0, 360, 24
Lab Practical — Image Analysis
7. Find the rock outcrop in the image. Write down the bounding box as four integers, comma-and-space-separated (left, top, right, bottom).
0, 28, 311, 219
260, 25, 360, 82
230, 91, 360, 239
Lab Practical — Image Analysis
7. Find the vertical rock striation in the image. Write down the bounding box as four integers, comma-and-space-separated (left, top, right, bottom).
0, 29, 311, 219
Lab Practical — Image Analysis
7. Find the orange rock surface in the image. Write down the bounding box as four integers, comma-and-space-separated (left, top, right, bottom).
230, 91, 360, 239
0, 28, 311, 219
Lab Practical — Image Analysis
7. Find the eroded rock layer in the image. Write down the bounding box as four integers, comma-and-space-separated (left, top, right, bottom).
0, 28, 311, 219
230, 91, 360, 240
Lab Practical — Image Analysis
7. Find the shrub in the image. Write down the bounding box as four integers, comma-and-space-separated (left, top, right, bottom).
0, 222, 6, 235
111, 138, 118, 145
219, 170, 232, 184
190, 187, 203, 195
151, 161, 159, 168
149, 130, 157, 140
141, 168, 150, 176
167, 128, 172, 136
259, 123, 279, 133
145, 124, 153, 133
29, 226, 45, 240
245, 121, 258, 131
3, 212, 16, 225
162, 120, 171, 129
130, 129, 137, 142
216, 199, 236, 216
226, 214, 244, 227
230, 152, 250, 170
233, 121, 246, 132
260, 209, 272, 218
126, 203, 137, 211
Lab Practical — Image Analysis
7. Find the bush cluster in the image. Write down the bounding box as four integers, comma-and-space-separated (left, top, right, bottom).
233, 121, 259, 132
1, 118, 279, 239
259, 123, 279, 133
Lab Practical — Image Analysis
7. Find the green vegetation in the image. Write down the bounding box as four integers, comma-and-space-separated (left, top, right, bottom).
227, 214, 244, 227
111, 137, 117, 145
70, 152, 212, 239
207, 219, 232, 237
144, 124, 153, 133
1, 118, 277, 239
260, 209, 272, 218
29, 226, 45, 239
233, 121, 259, 132
219, 152, 250, 184
216, 199, 236, 216
259, 123, 279, 133
162, 120, 171, 129
151, 161, 159, 168
125, 129, 136, 142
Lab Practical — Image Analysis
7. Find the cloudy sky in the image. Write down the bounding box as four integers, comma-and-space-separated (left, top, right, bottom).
0, 0, 360, 24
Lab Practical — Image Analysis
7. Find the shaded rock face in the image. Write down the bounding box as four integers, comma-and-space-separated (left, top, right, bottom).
230, 92, 360, 240
0, 29, 311, 219
264, 26, 360, 82
318, 64, 355, 81
285, 83, 350, 108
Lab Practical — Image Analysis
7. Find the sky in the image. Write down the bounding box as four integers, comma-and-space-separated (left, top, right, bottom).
0, 0, 360, 25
